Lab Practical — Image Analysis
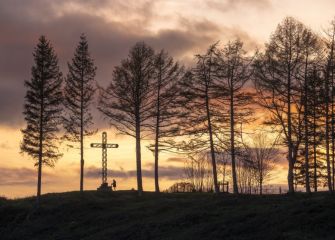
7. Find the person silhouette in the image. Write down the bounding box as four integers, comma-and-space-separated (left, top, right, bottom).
112, 179, 117, 191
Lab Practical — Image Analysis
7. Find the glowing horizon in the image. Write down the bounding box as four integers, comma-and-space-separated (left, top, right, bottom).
1, 0, 334, 198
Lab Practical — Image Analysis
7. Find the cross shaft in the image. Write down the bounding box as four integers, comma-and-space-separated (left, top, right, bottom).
90, 132, 118, 186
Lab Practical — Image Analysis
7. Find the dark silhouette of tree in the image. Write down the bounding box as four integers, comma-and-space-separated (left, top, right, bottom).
216, 39, 254, 194
323, 21, 335, 191
299, 65, 326, 192
299, 28, 321, 193
21, 36, 63, 204
236, 151, 257, 194
243, 132, 280, 195
254, 17, 307, 193
178, 44, 222, 193
216, 150, 231, 192
98, 42, 155, 196
184, 152, 212, 192
310, 67, 326, 192
63, 34, 97, 192
147, 50, 184, 193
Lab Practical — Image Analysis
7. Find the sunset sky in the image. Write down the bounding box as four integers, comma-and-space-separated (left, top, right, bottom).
1, 0, 335, 198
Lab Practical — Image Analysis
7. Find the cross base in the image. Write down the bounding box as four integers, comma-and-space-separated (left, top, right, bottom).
97, 182, 113, 191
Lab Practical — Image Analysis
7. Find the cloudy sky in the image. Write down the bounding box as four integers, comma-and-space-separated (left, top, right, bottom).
1, 0, 334, 198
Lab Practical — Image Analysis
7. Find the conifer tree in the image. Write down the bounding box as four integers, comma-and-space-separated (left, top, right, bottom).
63, 34, 97, 192
21, 36, 63, 204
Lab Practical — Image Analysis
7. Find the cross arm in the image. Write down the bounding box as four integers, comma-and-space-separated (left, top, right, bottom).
91, 143, 103, 148
106, 144, 119, 148
90, 143, 119, 148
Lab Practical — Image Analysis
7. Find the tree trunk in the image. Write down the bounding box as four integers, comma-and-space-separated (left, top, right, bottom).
230, 87, 239, 194
287, 68, 295, 194
304, 56, 311, 193
312, 69, 318, 192
154, 80, 161, 193
154, 128, 160, 193
326, 32, 335, 192
330, 29, 335, 191
136, 113, 143, 196
80, 62, 84, 193
37, 67, 44, 206
325, 72, 333, 192
205, 86, 219, 193
313, 100, 318, 192
332, 98, 335, 191
80, 131, 84, 192
37, 139, 42, 205
332, 95, 335, 191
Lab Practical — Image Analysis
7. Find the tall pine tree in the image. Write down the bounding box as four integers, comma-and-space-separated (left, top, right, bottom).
63, 34, 97, 192
21, 36, 63, 204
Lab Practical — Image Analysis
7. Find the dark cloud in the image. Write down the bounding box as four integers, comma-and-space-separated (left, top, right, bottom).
166, 157, 187, 163
0, 167, 53, 186
0, 141, 11, 149
0, 0, 259, 128
85, 164, 184, 180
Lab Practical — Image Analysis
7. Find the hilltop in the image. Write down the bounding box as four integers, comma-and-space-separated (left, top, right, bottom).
0, 191, 335, 240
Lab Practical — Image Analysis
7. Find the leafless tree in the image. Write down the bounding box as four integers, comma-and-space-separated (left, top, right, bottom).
184, 152, 213, 192
294, 27, 321, 193
147, 50, 183, 193
323, 20, 335, 191
178, 44, 223, 193
98, 42, 156, 196
253, 17, 308, 193
243, 132, 280, 195
216, 39, 254, 194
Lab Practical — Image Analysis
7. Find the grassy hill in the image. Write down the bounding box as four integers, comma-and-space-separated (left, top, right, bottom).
1, 191, 335, 240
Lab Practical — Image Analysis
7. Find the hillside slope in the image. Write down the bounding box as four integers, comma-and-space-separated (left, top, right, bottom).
1, 191, 335, 240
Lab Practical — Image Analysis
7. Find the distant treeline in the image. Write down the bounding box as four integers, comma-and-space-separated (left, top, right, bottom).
20, 17, 335, 203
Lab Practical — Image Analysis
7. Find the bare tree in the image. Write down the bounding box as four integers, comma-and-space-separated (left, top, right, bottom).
147, 50, 183, 193
216, 39, 254, 194
310, 67, 326, 192
236, 152, 257, 194
243, 132, 280, 195
98, 42, 155, 196
323, 20, 335, 191
216, 151, 231, 191
178, 44, 222, 193
184, 152, 210, 192
21, 36, 63, 205
253, 17, 307, 193
296, 27, 321, 193
63, 34, 97, 192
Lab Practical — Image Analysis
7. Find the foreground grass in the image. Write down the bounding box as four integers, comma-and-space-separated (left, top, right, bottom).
0, 191, 335, 240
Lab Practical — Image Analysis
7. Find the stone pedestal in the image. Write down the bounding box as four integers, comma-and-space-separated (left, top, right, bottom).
97, 182, 112, 191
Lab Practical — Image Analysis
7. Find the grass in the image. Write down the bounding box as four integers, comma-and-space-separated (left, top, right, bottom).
0, 191, 335, 240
